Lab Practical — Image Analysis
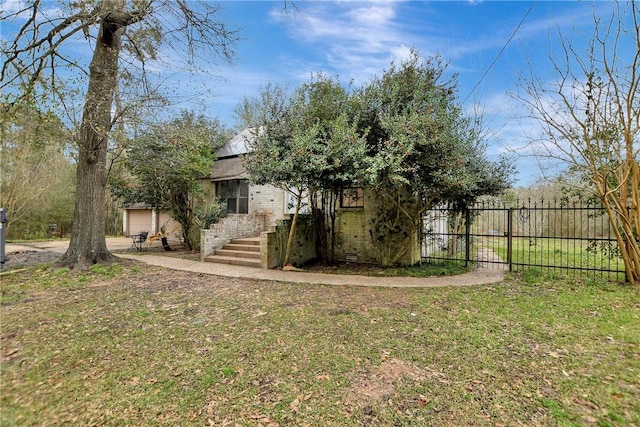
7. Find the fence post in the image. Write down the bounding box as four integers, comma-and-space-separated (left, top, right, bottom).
0, 208, 8, 269
507, 207, 513, 272
465, 208, 471, 267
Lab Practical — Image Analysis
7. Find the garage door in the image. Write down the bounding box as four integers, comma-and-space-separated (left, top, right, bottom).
127, 210, 152, 236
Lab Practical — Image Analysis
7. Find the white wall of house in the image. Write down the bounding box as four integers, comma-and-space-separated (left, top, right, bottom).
421, 207, 449, 256
248, 183, 290, 227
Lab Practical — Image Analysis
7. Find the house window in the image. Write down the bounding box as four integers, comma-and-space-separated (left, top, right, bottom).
341, 188, 364, 208
217, 179, 249, 214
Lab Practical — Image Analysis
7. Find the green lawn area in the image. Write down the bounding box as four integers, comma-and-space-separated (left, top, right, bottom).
487, 237, 626, 277
1, 262, 639, 426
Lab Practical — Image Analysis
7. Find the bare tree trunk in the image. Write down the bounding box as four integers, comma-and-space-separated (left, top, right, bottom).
58, 18, 122, 270
329, 191, 337, 264
448, 210, 463, 257
283, 190, 303, 268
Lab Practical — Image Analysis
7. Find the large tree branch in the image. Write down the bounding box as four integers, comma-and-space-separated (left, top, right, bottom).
2, 1, 150, 101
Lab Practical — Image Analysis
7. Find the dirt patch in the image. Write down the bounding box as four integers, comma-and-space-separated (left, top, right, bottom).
2, 250, 61, 270
124, 268, 250, 296
114, 244, 202, 265
1, 243, 198, 271
346, 358, 447, 405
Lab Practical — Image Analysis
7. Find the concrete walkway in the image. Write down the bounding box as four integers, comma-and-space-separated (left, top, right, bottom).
6, 238, 505, 288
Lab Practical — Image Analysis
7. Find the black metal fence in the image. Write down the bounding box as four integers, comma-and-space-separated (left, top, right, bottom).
421, 199, 627, 280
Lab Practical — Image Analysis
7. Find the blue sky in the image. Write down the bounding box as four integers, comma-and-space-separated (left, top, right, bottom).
1, 1, 633, 186
193, 1, 631, 187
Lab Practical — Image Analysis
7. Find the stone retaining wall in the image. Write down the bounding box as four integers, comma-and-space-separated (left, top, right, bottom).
261, 217, 317, 269
200, 214, 268, 261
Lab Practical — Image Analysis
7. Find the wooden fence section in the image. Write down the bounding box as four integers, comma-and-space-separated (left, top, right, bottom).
421, 199, 627, 280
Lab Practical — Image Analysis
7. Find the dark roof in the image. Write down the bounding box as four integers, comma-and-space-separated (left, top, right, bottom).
210, 157, 248, 182
122, 202, 153, 209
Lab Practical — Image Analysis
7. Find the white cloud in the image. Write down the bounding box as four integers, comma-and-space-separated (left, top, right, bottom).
271, 1, 417, 84
1, 0, 66, 21
0, 0, 26, 15
390, 45, 414, 64
346, 4, 395, 25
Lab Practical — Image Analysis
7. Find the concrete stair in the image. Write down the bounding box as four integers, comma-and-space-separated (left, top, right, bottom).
204, 236, 261, 268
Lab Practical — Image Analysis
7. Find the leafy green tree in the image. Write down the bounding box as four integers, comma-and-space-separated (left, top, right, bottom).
242, 89, 320, 267
245, 55, 512, 267
2, 0, 237, 270
355, 52, 513, 265
110, 111, 229, 250
289, 74, 367, 263
243, 76, 366, 266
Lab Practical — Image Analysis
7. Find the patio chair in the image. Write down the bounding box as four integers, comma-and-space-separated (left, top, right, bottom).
130, 231, 149, 251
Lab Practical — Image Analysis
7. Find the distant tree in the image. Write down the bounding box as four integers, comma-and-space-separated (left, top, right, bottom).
355, 52, 513, 265
233, 82, 291, 132
0, 105, 75, 239
517, 1, 639, 285
104, 73, 171, 237
2, 0, 237, 270
110, 111, 228, 251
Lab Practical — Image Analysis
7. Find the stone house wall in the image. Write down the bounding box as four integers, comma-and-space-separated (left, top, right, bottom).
333, 188, 421, 266
261, 217, 317, 269
200, 214, 269, 260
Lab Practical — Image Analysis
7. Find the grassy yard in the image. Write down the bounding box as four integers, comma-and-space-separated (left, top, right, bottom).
486, 237, 626, 278
1, 261, 639, 426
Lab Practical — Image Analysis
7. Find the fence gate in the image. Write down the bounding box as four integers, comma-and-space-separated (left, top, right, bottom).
421, 199, 626, 280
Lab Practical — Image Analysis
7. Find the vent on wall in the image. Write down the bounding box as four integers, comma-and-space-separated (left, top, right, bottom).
345, 253, 358, 262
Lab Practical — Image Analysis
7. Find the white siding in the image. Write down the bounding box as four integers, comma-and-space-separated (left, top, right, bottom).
249, 184, 289, 227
